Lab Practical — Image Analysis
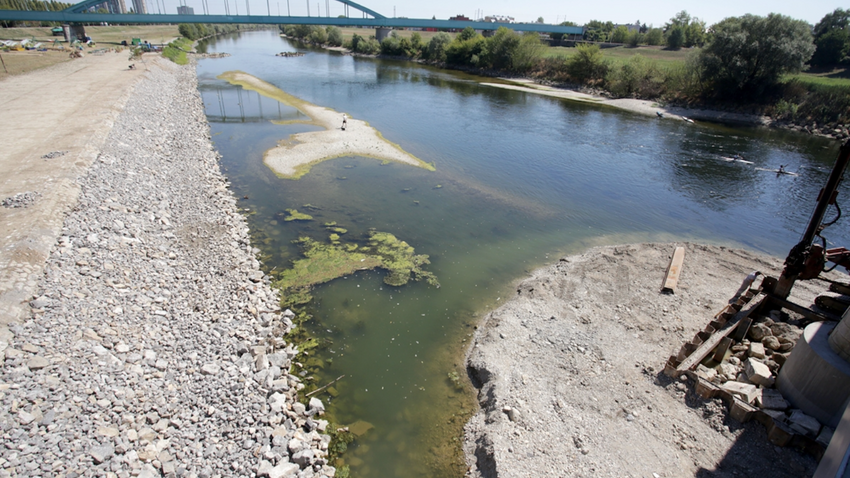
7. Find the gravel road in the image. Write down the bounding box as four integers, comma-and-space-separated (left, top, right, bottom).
0, 58, 334, 478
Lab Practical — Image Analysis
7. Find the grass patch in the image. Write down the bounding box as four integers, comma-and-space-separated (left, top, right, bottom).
0, 50, 71, 80
543, 44, 692, 68
161, 43, 188, 65
0, 25, 180, 45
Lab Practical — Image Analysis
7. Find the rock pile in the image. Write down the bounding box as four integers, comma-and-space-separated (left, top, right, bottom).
1, 191, 41, 209
0, 59, 334, 478
693, 309, 832, 445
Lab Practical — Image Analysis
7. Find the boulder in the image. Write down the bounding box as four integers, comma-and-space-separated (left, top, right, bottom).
749, 323, 772, 341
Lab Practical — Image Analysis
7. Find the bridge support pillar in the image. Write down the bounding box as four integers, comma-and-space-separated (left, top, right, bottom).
62, 24, 87, 43
375, 27, 391, 42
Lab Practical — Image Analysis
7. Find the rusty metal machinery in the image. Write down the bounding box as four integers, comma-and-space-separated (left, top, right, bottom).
767, 140, 850, 307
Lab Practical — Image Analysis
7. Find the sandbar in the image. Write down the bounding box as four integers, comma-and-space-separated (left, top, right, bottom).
482, 79, 770, 126
218, 71, 435, 179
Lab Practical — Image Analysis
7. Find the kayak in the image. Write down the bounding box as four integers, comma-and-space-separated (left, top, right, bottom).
755, 167, 798, 176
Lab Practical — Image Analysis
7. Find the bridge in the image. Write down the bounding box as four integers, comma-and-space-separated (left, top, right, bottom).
0, 0, 584, 40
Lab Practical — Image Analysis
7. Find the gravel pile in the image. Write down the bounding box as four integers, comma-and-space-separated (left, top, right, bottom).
2, 192, 41, 209
0, 59, 334, 478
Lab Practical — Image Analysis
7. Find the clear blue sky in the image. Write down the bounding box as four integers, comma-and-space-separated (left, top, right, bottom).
156, 0, 842, 27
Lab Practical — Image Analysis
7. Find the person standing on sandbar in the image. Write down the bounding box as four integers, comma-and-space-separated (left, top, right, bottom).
342, 114, 347, 130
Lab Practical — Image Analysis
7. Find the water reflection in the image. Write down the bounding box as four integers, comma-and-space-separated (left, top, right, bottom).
200, 84, 307, 123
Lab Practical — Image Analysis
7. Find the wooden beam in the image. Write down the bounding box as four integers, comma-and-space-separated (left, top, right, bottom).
671, 293, 765, 376
767, 294, 840, 322
661, 247, 685, 293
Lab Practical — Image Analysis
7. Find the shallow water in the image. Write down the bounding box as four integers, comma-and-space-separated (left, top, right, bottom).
196, 30, 848, 477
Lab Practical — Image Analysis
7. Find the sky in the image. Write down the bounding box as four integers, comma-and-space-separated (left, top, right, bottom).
154, 0, 843, 27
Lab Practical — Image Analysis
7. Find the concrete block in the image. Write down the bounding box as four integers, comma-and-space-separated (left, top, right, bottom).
788, 409, 822, 437
817, 426, 834, 448
756, 389, 789, 410
720, 381, 759, 404
695, 364, 717, 382
745, 358, 774, 387
730, 398, 756, 423
768, 420, 794, 446
748, 342, 766, 359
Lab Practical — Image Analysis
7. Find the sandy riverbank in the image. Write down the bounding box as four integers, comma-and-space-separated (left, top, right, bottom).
0, 57, 334, 477
218, 70, 435, 179
482, 80, 772, 126
464, 242, 830, 477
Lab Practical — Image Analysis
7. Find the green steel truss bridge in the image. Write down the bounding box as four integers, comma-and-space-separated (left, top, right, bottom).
0, 0, 583, 36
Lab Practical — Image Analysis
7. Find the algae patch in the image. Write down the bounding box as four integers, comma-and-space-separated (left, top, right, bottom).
274, 229, 439, 307
284, 208, 314, 221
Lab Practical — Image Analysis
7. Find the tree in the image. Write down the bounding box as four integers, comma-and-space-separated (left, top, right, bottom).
666, 26, 684, 49
610, 25, 629, 43
644, 28, 663, 45
481, 26, 520, 69
566, 43, 608, 84
510, 31, 546, 71
427, 32, 451, 62
814, 8, 849, 38
697, 13, 815, 96
812, 29, 850, 65
326, 26, 343, 47
811, 8, 849, 66
458, 26, 477, 42
537, 17, 544, 24
626, 30, 642, 47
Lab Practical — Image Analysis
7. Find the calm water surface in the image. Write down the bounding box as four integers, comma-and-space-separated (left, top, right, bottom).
196, 31, 848, 477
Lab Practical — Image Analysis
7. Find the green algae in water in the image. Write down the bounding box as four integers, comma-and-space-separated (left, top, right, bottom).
284, 208, 314, 221
274, 230, 439, 307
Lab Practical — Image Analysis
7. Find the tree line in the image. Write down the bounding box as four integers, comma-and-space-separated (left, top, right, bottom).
0, 0, 73, 27
276, 9, 848, 128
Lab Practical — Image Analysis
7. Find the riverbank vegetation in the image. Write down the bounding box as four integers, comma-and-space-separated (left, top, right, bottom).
278, 8, 850, 136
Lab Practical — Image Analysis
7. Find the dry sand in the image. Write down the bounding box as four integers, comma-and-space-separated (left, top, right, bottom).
464, 242, 831, 477
218, 70, 435, 179
483, 80, 771, 126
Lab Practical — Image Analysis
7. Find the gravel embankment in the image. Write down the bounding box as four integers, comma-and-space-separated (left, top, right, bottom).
0, 59, 334, 478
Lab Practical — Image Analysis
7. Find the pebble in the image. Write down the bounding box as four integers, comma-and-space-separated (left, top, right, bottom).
0, 59, 333, 477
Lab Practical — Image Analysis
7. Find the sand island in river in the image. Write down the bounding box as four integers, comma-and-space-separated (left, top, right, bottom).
218, 71, 435, 179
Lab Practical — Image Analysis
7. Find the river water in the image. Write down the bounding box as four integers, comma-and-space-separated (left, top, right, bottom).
195, 30, 848, 477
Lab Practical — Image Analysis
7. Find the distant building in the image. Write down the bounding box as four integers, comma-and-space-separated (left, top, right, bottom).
107, 0, 126, 13
484, 15, 514, 23
177, 5, 194, 14
132, 0, 146, 14
449, 14, 471, 21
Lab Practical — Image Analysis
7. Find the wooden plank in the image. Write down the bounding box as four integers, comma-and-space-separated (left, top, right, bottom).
661, 247, 685, 293
712, 337, 733, 362
669, 293, 765, 376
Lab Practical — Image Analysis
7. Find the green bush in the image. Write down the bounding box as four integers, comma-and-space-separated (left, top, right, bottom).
427, 32, 451, 62
566, 43, 608, 84
326, 26, 343, 47
606, 54, 665, 98
309, 27, 327, 44
162, 44, 188, 65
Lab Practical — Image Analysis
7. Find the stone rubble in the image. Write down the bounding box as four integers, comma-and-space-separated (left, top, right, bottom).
1, 192, 41, 209
0, 59, 334, 478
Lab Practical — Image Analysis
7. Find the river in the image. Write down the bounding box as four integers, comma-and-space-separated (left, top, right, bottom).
195, 30, 847, 477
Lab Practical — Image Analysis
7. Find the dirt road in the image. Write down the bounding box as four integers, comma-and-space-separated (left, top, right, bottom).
0, 50, 145, 351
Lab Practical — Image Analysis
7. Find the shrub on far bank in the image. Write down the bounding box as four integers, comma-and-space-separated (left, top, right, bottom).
566, 44, 608, 85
